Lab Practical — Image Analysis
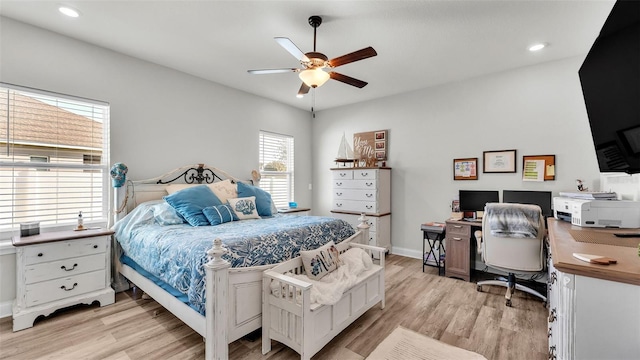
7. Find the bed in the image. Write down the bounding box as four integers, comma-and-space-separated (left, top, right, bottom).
111, 164, 369, 360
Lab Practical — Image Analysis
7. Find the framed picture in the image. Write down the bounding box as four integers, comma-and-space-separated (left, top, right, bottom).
453, 158, 478, 180
522, 155, 556, 181
483, 149, 517, 173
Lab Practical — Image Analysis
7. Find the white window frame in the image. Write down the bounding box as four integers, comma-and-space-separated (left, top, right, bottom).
258, 130, 294, 209
0, 83, 110, 237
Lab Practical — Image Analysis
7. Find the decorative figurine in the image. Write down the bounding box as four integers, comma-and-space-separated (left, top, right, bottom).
576, 179, 589, 192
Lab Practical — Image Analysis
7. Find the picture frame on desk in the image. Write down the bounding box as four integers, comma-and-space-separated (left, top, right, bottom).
453, 157, 478, 180
483, 149, 517, 173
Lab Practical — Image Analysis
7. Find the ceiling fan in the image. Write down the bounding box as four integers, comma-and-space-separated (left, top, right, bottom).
247, 15, 377, 96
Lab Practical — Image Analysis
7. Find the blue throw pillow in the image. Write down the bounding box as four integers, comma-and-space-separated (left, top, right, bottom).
237, 182, 273, 217
163, 185, 222, 226
152, 202, 184, 225
202, 204, 237, 225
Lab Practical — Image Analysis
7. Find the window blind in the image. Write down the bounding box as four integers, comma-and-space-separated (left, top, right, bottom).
0, 84, 110, 231
259, 131, 294, 209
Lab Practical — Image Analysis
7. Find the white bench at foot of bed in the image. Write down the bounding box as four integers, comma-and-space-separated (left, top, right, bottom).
262, 239, 386, 360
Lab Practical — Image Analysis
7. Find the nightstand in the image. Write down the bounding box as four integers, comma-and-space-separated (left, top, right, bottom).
278, 208, 311, 216
11, 228, 116, 331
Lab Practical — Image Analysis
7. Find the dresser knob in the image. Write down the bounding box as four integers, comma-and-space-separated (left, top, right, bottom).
37, 253, 43, 257
336, 203, 342, 207
336, 182, 342, 186
361, 172, 368, 177
366, 205, 373, 209
365, 182, 373, 187
340, 173, 347, 177
93, 245, 98, 249
336, 192, 342, 196
366, 193, 373, 198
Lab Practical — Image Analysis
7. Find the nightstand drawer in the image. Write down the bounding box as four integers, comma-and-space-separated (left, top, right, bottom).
24, 253, 106, 285
24, 236, 108, 265
25, 270, 106, 306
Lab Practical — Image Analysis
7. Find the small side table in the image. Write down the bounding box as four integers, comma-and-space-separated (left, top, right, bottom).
421, 223, 446, 275
278, 208, 311, 216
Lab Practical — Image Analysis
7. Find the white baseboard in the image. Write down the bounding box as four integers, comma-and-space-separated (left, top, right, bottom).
0, 300, 13, 319
390, 246, 422, 259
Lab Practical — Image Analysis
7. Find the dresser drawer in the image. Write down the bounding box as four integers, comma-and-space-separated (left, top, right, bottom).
332, 170, 353, 180
332, 179, 378, 189
25, 270, 106, 306
24, 236, 108, 265
333, 189, 378, 201
353, 169, 378, 180
446, 223, 470, 237
24, 253, 106, 285
332, 200, 378, 213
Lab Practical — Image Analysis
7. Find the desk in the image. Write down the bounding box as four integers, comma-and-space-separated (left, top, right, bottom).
546, 218, 640, 359
444, 219, 481, 281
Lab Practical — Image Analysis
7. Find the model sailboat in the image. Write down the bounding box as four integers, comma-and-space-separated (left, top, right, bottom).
336, 132, 354, 161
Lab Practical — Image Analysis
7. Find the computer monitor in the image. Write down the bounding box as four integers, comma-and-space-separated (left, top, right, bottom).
458, 190, 499, 214
502, 190, 553, 217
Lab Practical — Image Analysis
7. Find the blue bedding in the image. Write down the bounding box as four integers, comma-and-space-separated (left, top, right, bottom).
112, 201, 355, 314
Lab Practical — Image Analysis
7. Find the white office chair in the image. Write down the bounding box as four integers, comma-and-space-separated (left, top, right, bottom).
475, 203, 547, 307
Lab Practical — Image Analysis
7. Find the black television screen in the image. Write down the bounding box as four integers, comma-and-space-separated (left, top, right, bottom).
579, 0, 640, 174
503, 190, 553, 218
459, 190, 499, 213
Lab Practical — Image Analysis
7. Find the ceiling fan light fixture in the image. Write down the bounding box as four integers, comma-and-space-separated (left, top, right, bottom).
299, 68, 330, 88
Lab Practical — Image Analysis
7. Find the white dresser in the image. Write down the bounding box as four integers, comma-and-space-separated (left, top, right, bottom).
12, 229, 116, 331
330, 167, 391, 250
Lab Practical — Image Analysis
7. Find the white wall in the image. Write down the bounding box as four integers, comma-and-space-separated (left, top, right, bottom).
312, 57, 602, 258
0, 17, 312, 315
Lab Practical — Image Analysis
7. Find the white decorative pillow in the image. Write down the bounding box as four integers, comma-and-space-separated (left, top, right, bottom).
208, 179, 238, 204
300, 241, 341, 280
227, 196, 261, 220
165, 183, 198, 195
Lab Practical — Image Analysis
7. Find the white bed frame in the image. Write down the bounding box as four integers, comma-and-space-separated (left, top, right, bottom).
112, 164, 370, 360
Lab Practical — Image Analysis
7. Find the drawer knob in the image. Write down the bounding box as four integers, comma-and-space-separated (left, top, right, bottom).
452, 237, 462, 241
365, 182, 373, 187
38, 253, 43, 257
336, 203, 342, 207
336, 192, 342, 196
366, 205, 373, 209
340, 173, 347, 177
61, 263, 78, 271
93, 245, 98, 249
366, 193, 373, 198
61, 283, 78, 291
361, 172, 368, 176
336, 182, 342, 186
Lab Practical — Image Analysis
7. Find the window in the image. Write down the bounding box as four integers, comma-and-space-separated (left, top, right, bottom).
0, 84, 110, 232
259, 131, 294, 209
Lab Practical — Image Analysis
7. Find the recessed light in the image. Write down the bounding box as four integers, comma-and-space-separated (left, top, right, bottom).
528, 43, 546, 52
59, 6, 80, 18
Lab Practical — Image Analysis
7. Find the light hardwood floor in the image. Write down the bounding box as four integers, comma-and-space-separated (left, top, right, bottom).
0, 255, 548, 360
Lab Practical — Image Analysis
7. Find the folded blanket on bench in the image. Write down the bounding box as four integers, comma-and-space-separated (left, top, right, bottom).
486, 203, 541, 238
270, 247, 373, 306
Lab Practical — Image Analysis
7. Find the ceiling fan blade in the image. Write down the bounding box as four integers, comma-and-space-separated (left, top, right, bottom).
275, 37, 310, 62
329, 72, 368, 88
298, 83, 310, 95
247, 68, 299, 75
328, 47, 377, 68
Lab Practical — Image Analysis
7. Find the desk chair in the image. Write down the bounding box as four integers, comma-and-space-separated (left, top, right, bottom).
475, 203, 547, 307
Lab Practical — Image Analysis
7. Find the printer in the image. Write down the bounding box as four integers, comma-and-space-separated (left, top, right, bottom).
553, 197, 640, 228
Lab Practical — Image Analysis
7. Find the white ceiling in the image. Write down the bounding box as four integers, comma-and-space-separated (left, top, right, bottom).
0, 0, 615, 112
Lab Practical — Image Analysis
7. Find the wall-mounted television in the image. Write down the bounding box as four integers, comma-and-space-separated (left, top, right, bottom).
579, 0, 640, 174
502, 190, 553, 218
